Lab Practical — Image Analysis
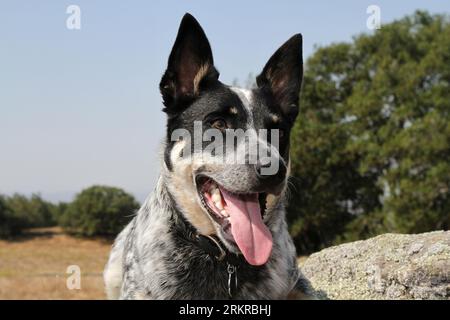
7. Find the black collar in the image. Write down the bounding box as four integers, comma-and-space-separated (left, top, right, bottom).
192, 233, 242, 265
195, 234, 226, 260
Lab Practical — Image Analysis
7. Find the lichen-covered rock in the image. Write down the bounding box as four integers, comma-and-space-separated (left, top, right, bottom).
301, 231, 450, 300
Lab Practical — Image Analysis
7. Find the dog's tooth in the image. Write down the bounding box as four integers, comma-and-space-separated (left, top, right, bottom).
215, 200, 224, 210
211, 189, 221, 202
221, 209, 229, 217
211, 192, 219, 200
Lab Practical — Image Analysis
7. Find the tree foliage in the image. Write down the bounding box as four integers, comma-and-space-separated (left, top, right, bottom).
6, 194, 56, 228
288, 11, 450, 253
59, 185, 139, 237
0, 193, 62, 238
0, 195, 24, 238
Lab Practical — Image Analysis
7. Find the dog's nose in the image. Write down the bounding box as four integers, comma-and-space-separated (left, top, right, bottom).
254, 157, 286, 182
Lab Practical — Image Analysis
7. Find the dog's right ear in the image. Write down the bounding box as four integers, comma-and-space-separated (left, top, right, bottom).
160, 13, 219, 113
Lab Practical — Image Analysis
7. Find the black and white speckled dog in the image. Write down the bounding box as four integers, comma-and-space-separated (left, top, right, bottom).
104, 13, 311, 300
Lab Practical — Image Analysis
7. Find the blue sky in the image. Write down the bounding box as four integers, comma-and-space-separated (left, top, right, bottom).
0, 1, 448, 203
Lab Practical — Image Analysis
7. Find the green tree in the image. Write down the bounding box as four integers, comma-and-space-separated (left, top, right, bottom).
50, 202, 68, 226
60, 185, 139, 236
288, 11, 450, 253
6, 193, 55, 228
0, 195, 24, 238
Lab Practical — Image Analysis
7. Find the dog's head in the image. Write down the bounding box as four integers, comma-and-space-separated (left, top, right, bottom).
160, 14, 302, 266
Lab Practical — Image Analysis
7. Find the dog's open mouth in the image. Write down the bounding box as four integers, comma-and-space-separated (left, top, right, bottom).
196, 176, 273, 266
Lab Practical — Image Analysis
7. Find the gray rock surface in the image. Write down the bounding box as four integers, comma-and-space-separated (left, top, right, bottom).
300, 231, 450, 300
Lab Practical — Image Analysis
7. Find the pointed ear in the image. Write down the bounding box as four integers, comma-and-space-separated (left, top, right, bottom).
160, 13, 219, 111
256, 34, 303, 122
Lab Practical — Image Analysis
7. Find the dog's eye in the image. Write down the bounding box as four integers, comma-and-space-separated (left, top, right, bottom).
210, 119, 228, 131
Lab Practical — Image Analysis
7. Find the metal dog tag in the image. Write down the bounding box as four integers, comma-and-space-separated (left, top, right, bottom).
227, 263, 237, 298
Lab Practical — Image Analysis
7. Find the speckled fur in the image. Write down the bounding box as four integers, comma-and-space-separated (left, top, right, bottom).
104, 13, 309, 300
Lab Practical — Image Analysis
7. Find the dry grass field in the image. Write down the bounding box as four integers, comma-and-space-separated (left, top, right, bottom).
0, 227, 309, 300
0, 227, 112, 300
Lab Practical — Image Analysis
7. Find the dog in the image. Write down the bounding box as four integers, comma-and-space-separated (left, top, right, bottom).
104, 13, 311, 299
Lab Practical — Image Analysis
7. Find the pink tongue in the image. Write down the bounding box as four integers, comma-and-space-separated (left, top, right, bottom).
219, 188, 273, 266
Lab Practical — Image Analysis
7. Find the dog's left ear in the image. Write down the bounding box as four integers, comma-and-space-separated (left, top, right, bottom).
160, 13, 219, 112
256, 34, 303, 123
